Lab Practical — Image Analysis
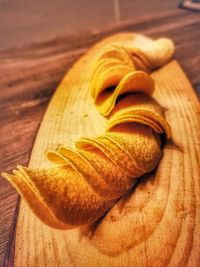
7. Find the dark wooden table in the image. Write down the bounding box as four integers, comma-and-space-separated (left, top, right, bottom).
0, 8, 200, 267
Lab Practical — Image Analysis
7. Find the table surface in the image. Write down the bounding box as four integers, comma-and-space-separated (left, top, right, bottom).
0, 6, 200, 267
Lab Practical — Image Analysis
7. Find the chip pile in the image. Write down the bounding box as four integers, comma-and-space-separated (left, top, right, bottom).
2, 34, 174, 229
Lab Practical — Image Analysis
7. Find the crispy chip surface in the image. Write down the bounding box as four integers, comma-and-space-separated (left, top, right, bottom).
107, 93, 171, 138
95, 72, 154, 116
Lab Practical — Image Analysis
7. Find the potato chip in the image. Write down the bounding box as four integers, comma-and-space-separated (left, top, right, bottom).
97, 135, 143, 176
91, 44, 135, 99
90, 58, 123, 97
92, 64, 133, 101
3, 163, 116, 228
93, 64, 132, 100
105, 123, 162, 173
129, 54, 151, 73
78, 148, 133, 194
75, 137, 132, 176
95, 71, 154, 116
100, 133, 145, 173
47, 150, 69, 164
98, 44, 134, 67
55, 146, 123, 199
107, 114, 163, 135
126, 47, 154, 71
2, 167, 69, 229
75, 138, 135, 192
107, 93, 171, 138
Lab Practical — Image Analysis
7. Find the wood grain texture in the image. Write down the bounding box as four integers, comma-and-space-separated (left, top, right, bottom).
0, 0, 177, 51
11, 33, 200, 266
0, 9, 200, 267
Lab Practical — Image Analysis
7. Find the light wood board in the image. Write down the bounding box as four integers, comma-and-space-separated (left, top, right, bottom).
13, 33, 200, 267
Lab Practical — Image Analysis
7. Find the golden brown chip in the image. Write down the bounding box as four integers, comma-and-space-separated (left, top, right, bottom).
3, 164, 115, 228
98, 44, 134, 67
90, 58, 123, 97
2, 167, 69, 229
107, 93, 171, 138
129, 54, 151, 73
106, 114, 163, 134
100, 133, 145, 173
126, 47, 154, 71
97, 135, 143, 176
56, 146, 123, 199
75, 138, 135, 192
93, 64, 133, 100
106, 123, 162, 173
95, 71, 154, 116
47, 150, 69, 164
91, 44, 135, 99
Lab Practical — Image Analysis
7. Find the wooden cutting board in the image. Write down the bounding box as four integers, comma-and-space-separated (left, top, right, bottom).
13, 33, 200, 267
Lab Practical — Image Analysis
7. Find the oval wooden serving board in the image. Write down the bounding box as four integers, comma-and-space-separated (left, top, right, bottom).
13, 33, 200, 267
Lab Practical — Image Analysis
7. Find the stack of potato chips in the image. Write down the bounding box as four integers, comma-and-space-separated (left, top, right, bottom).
2, 34, 174, 229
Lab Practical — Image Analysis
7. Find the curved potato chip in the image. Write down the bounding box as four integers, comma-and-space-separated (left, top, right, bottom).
106, 123, 162, 173
91, 58, 122, 80
75, 141, 134, 193
91, 43, 136, 99
130, 54, 151, 73
100, 134, 146, 173
97, 135, 144, 176
126, 47, 154, 71
55, 146, 123, 199
107, 93, 171, 138
130, 111, 171, 138
98, 44, 134, 67
93, 64, 132, 100
2, 169, 69, 230
90, 58, 123, 97
92, 66, 133, 101
75, 137, 132, 177
106, 114, 163, 134
47, 150, 69, 164
3, 164, 115, 228
95, 71, 154, 116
